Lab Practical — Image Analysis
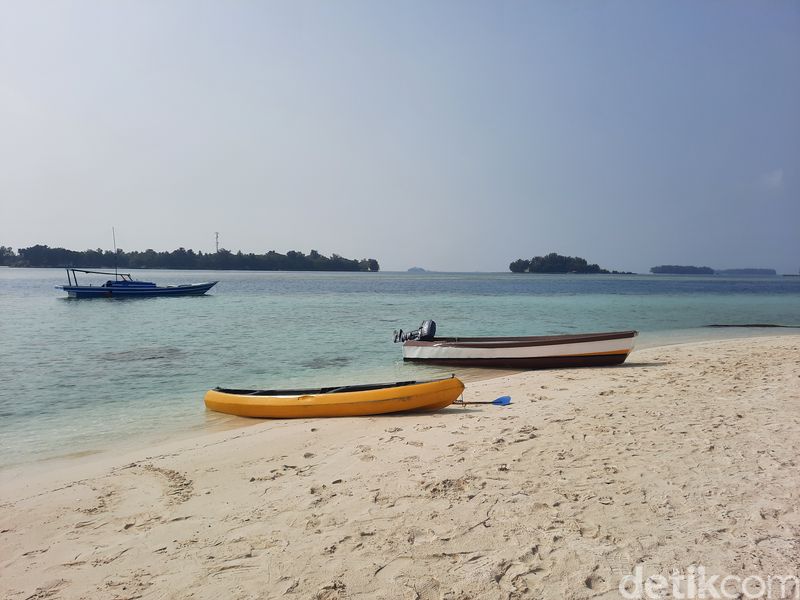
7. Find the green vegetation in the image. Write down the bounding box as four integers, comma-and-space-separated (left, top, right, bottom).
651, 266, 778, 276
650, 265, 714, 275
509, 253, 629, 274
0, 245, 379, 272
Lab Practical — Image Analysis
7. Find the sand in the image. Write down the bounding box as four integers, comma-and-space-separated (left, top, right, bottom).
2, 335, 799, 599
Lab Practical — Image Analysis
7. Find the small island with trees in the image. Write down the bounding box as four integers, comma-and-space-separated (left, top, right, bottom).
650, 265, 714, 275
650, 265, 777, 276
0, 245, 379, 272
509, 253, 632, 274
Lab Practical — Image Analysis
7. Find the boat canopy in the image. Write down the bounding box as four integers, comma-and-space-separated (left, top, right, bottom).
63, 268, 137, 287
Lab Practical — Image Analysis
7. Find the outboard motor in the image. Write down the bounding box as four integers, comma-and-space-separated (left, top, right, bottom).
393, 320, 437, 343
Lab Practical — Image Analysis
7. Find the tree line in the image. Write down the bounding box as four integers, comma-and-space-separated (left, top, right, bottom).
650, 266, 776, 275
509, 252, 630, 274
650, 265, 714, 275
0, 245, 379, 272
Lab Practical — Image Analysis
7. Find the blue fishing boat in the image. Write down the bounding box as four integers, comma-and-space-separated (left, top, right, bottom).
56, 269, 217, 298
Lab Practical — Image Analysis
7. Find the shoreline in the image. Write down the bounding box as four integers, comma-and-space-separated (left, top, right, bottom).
2, 329, 798, 484
3, 328, 799, 476
2, 334, 799, 598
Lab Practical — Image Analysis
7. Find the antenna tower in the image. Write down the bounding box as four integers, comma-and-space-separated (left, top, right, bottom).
112, 227, 118, 279
215, 232, 219, 253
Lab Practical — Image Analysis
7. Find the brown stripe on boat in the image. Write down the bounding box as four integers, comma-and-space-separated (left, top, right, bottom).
403, 352, 631, 370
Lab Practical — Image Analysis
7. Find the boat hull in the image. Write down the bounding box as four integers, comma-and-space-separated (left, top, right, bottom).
403, 331, 637, 369
204, 377, 465, 419
57, 281, 217, 298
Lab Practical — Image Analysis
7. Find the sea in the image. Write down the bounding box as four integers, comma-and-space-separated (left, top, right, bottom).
1, 268, 798, 470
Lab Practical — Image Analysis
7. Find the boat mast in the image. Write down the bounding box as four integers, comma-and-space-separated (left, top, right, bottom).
112, 227, 118, 280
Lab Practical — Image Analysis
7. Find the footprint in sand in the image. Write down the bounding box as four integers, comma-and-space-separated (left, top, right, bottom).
355, 445, 376, 462
143, 465, 194, 504
314, 580, 347, 600
495, 546, 543, 592
91, 547, 130, 566
277, 464, 315, 478
512, 425, 537, 443
584, 572, 605, 590
78, 487, 116, 514
24, 578, 69, 599
412, 577, 441, 600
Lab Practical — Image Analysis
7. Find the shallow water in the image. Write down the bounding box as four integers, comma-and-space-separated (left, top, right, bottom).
1, 268, 798, 468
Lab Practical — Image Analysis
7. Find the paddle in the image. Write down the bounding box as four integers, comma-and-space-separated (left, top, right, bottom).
455, 395, 511, 406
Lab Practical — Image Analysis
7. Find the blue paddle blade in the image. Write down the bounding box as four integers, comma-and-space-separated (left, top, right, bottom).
492, 396, 512, 406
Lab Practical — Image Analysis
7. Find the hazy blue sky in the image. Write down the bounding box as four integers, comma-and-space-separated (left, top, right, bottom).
1, 1, 798, 272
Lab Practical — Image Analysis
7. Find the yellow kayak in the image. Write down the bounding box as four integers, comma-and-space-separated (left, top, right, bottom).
204, 376, 465, 418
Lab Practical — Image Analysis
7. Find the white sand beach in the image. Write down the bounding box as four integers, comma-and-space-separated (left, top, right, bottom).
2, 335, 799, 599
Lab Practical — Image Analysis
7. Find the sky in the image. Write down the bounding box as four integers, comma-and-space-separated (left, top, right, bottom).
1, 1, 798, 273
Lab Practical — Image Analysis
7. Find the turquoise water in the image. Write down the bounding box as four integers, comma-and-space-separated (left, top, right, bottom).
1, 268, 798, 469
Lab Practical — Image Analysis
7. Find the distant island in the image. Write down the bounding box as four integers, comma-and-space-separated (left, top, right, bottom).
0, 244, 380, 272
407, 267, 428, 273
651, 265, 714, 275
509, 253, 632, 274
650, 265, 777, 276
